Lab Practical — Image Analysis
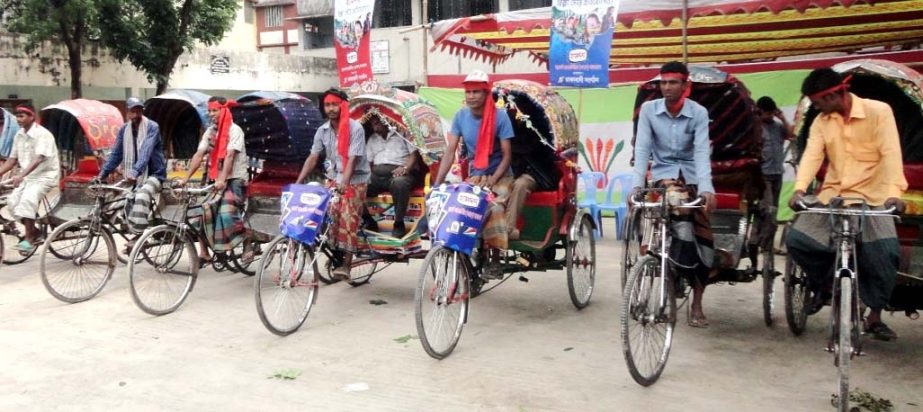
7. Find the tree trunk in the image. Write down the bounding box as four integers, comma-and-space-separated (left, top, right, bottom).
68, 45, 82, 99
156, 79, 168, 95
156, 53, 181, 95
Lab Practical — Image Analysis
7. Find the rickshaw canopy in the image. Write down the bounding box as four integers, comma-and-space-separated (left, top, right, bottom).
147, 89, 211, 126
347, 81, 447, 165
145, 89, 212, 159
492, 79, 579, 151
41, 99, 121, 152
232, 91, 323, 163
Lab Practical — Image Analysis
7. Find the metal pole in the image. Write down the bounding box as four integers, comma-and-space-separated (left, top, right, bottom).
421, 0, 429, 86
681, 0, 689, 64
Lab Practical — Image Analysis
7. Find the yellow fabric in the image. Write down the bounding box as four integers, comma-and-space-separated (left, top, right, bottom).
795, 93, 907, 206
902, 190, 923, 216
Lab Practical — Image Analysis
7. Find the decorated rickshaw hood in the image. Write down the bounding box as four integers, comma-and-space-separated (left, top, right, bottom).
347, 81, 447, 165
41, 99, 121, 151
491, 79, 579, 151
148, 89, 212, 126
232, 91, 323, 163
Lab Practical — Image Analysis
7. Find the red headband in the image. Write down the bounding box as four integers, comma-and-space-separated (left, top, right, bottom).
660, 72, 688, 82
324, 94, 345, 104
809, 75, 852, 100
15, 106, 35, 117
463, 82, 490, 91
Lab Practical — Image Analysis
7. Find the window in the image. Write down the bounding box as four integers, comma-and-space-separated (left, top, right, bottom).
428, 0, 496, 22
265, 5, 283, 27
303, 17, 334, 49
509, 0, 551, 11
244, 1, 254, 24
373, 0, 412, 28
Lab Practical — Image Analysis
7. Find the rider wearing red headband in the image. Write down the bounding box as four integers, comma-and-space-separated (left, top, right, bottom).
434, 70, 516, 278
788, 67, 907, 341
178, 96, 254, 265
632, 61, 716, 327
297, 88, 370, 280
0, 104, 61, 253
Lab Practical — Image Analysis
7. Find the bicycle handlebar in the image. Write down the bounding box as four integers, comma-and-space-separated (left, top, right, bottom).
172, 184, 215, 196
88, 180, 133, 195
630, 193, 703, 209
794, 202, 898, 218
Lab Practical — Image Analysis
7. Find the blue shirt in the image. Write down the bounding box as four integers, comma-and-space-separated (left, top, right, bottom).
632, 98, 714, 194
450, 107, 515, 176
101, 119, 167, 181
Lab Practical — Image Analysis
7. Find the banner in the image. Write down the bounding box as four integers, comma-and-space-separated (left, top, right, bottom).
334, 0, 374, 87
549, 0, 619, 88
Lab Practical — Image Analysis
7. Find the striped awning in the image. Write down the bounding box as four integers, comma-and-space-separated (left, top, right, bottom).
430, 0, 923, 66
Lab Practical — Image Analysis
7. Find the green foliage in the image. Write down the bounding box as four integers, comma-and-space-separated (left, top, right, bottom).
97, 0, 238, 92
1, 0, 100, 52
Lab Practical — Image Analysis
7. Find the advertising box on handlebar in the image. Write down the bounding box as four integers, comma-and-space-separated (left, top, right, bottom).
280, 183, 331, 245
427, 183, 491, 255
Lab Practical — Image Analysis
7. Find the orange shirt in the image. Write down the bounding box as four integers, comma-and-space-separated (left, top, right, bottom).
794, 93, 907, 206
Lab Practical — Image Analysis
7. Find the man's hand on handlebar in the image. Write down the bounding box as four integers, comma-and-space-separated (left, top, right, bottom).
789, 189, 806, 210
700, 191, 716, 213
884, 197, 906, 214
173, 178, 187, 188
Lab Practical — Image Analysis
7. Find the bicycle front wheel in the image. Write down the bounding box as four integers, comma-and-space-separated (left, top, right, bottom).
40, 219, 116, 303
415, 246, 469, 360
621, 255, 676, 386
835, 276, 853, 412
621, 207, 643, 291
128, 225, 198, 315
784, 254, 811, 335
762, 248, 776, 327
255, 235, 318, 336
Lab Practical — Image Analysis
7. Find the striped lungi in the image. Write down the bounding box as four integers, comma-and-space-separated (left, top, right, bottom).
127, 177, 162, 233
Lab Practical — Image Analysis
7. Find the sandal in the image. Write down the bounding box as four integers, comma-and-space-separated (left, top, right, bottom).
332, 265, 351, 281
688, 315, 710, 328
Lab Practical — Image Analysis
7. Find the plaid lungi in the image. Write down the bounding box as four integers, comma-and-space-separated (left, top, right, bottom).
466, 174, 514, 250
657, 179, 715, 286
201, 179, 247, 252
326, 180, 368, 253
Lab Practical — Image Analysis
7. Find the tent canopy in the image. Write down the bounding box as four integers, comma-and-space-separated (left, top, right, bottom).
431, 0, 923, 66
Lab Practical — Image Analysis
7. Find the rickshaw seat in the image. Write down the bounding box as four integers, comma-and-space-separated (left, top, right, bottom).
904, 164, 923, 190
61, 157, 100, 185
249, 163, 300, 197
715, 192, 741, 210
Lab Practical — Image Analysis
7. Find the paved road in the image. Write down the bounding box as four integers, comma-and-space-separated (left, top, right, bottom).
1, 232, 921, 411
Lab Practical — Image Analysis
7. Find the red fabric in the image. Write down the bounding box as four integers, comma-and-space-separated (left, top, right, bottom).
808, 74, 853, 100
207, 100, 238, 180
14, 106, 34, 117
324, 94, 351, 169
464, 82, 496, 169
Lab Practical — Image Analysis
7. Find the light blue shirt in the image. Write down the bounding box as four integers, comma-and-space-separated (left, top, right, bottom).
632, 98, 714, 194
450, 107, 515, 176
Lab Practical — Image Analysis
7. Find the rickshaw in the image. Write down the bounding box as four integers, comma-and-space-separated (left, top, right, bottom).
144, 89, 211, 181
620, 67, 771, 385
786, 59, 923, 411
22, 100, 120, 265
415, 79, 596, 359
121, 91, 316, 315
253, 82, 447, 335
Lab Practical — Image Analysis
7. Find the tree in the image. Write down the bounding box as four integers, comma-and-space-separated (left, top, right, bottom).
1, 0, 101, 99
98, 0, 238, 94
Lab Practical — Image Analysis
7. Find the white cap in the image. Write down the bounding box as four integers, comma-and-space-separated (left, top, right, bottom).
463, 69, 490, 84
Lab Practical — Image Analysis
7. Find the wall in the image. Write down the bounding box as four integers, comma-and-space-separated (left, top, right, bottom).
214, 0, 259, 52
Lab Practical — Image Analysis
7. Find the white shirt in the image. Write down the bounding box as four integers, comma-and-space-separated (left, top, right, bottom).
198, 123, 248, 181
366, 130, 417, 167
11, 123, 60, 183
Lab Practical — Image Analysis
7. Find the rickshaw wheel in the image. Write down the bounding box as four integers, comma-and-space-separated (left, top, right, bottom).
315, 251, 340, 285
128, 225, 198, 316
230, 240, 260, 276
346, 260, 377, 287
621, 255, 676, 386
1, 202, 51, 264
40, 219, 116, 303
566, 216, 596, 309
255, 235, 318, 336
761, 247, 776, 326
415, 245, 469, 359
621, 207, 644, 292
784, 254, 811, 335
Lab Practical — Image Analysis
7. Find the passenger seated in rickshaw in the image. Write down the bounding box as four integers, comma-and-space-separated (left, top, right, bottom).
296, 88, 370, 281
631, 61, 717, 328
507, 111, 561, 240
787, 68, 907, 341
175, 96, 254, 265
362, 113, 418, 238
0, 104, 61, 253
433, 70, 515, 278
92, 97, 166, 241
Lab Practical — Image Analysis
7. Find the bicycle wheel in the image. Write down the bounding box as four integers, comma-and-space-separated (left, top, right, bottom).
230, 239, 260, 277
621, 207, 643, 291
835, 276, 853, 412
255, 235, 319, 336
128, 225, 199, 315
621, 255, 676, 386
315, 250, 340, 284
762, 248, 775, 326
0, 210, 49, 264
346, 259, 378, 287
415, 245, 469, 359
566, 215, 596, 309
784, 254, 811, 335
40, 219, 116, 303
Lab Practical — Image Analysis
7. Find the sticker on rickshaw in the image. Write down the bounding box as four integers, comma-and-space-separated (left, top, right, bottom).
428, 183, 490, 255
280, 183, 331, 244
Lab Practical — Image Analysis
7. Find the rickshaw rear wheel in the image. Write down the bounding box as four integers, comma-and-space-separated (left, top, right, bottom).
255, 235, 318, 336
40, 219, 116, 303
415, 245, 469, 360
621, 255, 676, 386
566, 215, 596, 309
784, 254, 811, 335
128, 225, 199, 316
